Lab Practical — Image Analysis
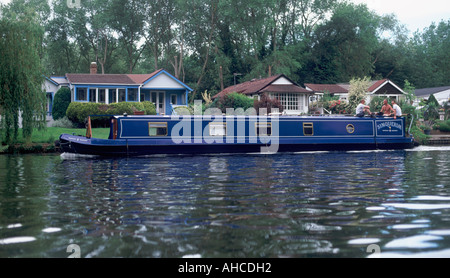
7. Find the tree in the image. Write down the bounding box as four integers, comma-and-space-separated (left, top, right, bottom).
107, 0, 147, 73
52, 87, 72, 120
409, 20, 450, 88
306, 2, 394, 83
0, 13, 46, 144
347, 76, 371, 113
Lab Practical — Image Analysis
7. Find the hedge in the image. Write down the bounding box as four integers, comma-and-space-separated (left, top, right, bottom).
52, 87, 71, 120
66, 101, 156, 126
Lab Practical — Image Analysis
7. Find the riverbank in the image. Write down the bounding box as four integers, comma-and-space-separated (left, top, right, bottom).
0, 127, 109, 154
0, 142, 59, 155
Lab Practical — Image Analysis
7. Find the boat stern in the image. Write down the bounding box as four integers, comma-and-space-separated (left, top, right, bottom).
59, 134, 92, 154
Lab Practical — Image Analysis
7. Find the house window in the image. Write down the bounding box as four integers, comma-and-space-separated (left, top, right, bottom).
171, 94, 177, 105
148, 122, 168, 136
128, 88, 138, 102
76, 88, 87, 101
272, 93, 299, 111
303, 123, 314, 136
119, 89, 126, 102
98, 89, 106, 103
109, 89, 117, 103
209, 123, 226, 136
89, 89, 96, 102
256, 122, 271, 136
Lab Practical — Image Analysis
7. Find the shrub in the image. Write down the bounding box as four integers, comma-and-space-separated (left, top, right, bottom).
51, 116, 75, 128
254, 93, 284, 114
66, 101, 156, 127
52, 87, 71, 120
347, 76, 371, 112
369, 96, 386, 112
216, 92, 254, 112
174, 106, 193, 115
433, 120, 450, 132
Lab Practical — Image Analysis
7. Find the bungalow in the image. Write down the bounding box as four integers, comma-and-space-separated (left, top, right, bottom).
43, 64, 192, 116
305, 79, 406, 103
213, 74, 313, 114
414, 86, 450, 106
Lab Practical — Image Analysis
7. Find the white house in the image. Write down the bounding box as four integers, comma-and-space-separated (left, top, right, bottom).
305, 79, 407, 103
213, 74, 314, 114
414, 86, 450, 105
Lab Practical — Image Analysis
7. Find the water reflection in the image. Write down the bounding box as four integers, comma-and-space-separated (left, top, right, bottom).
0, 147, 449, 257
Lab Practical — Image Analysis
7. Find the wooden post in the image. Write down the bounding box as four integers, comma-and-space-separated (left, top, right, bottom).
86, 116, 92, 138
219, 66, 224, 91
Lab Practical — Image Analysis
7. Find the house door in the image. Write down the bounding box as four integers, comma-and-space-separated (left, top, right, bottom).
151, 91, 165, 115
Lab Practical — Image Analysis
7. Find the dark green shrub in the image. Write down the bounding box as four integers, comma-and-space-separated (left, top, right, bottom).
254, 93, 284, 114
66, 101, 157, 127
434, 120, 450, 132
52, 87, 71, 120
217, 92, 254, 112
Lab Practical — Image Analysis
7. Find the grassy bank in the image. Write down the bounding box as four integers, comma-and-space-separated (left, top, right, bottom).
1, 127, 109, 154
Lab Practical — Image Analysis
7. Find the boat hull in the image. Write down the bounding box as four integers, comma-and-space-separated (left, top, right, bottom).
59, 134, 414, 157
59, 115, 414, 156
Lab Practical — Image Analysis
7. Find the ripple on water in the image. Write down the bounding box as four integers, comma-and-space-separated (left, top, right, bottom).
0, 236, 36, 245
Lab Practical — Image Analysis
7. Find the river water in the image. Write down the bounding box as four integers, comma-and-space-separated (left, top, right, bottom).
0, 146, 449, 258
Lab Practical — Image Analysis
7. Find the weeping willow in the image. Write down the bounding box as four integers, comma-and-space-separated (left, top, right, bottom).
0, 14, 46, 144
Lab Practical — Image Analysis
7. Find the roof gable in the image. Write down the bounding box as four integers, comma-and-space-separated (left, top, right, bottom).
142, 70, 192, 91
369, 79, 405, 95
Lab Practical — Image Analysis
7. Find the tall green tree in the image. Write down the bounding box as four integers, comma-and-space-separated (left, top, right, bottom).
304, 2, 395, 83
409, 20, 450, 88
0, 12, 46, 144
108, 0, 147, 73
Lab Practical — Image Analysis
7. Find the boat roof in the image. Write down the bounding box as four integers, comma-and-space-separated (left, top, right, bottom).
111, 114, 380, 120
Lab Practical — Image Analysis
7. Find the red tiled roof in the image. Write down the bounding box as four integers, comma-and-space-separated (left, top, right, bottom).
213, 74, 309, 99
261, 84, 311, 94
66, 69, 163, 85
304, 83, 348, 94
368, 79, 388, 92
127, 69, 163, 84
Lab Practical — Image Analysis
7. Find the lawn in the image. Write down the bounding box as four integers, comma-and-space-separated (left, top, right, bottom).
2, 127, 110, 144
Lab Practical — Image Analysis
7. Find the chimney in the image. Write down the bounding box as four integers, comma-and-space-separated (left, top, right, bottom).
90, 62, 97, 74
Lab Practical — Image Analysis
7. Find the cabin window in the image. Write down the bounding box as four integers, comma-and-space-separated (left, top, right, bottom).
303, 122, 314, 136
256, 122, 272, 136
209, 123, 226, 136
148, 122, 168, 136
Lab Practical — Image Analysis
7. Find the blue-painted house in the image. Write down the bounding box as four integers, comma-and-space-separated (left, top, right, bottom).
44, 64, 192, 116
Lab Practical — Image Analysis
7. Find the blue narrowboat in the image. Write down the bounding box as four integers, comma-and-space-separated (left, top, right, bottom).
59, 114, 415, 156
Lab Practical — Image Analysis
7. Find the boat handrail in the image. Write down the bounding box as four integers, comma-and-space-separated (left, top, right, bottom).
407, 113, 414, 135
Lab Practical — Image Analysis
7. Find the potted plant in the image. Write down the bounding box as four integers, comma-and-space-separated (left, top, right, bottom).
420, 120, 433, 135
